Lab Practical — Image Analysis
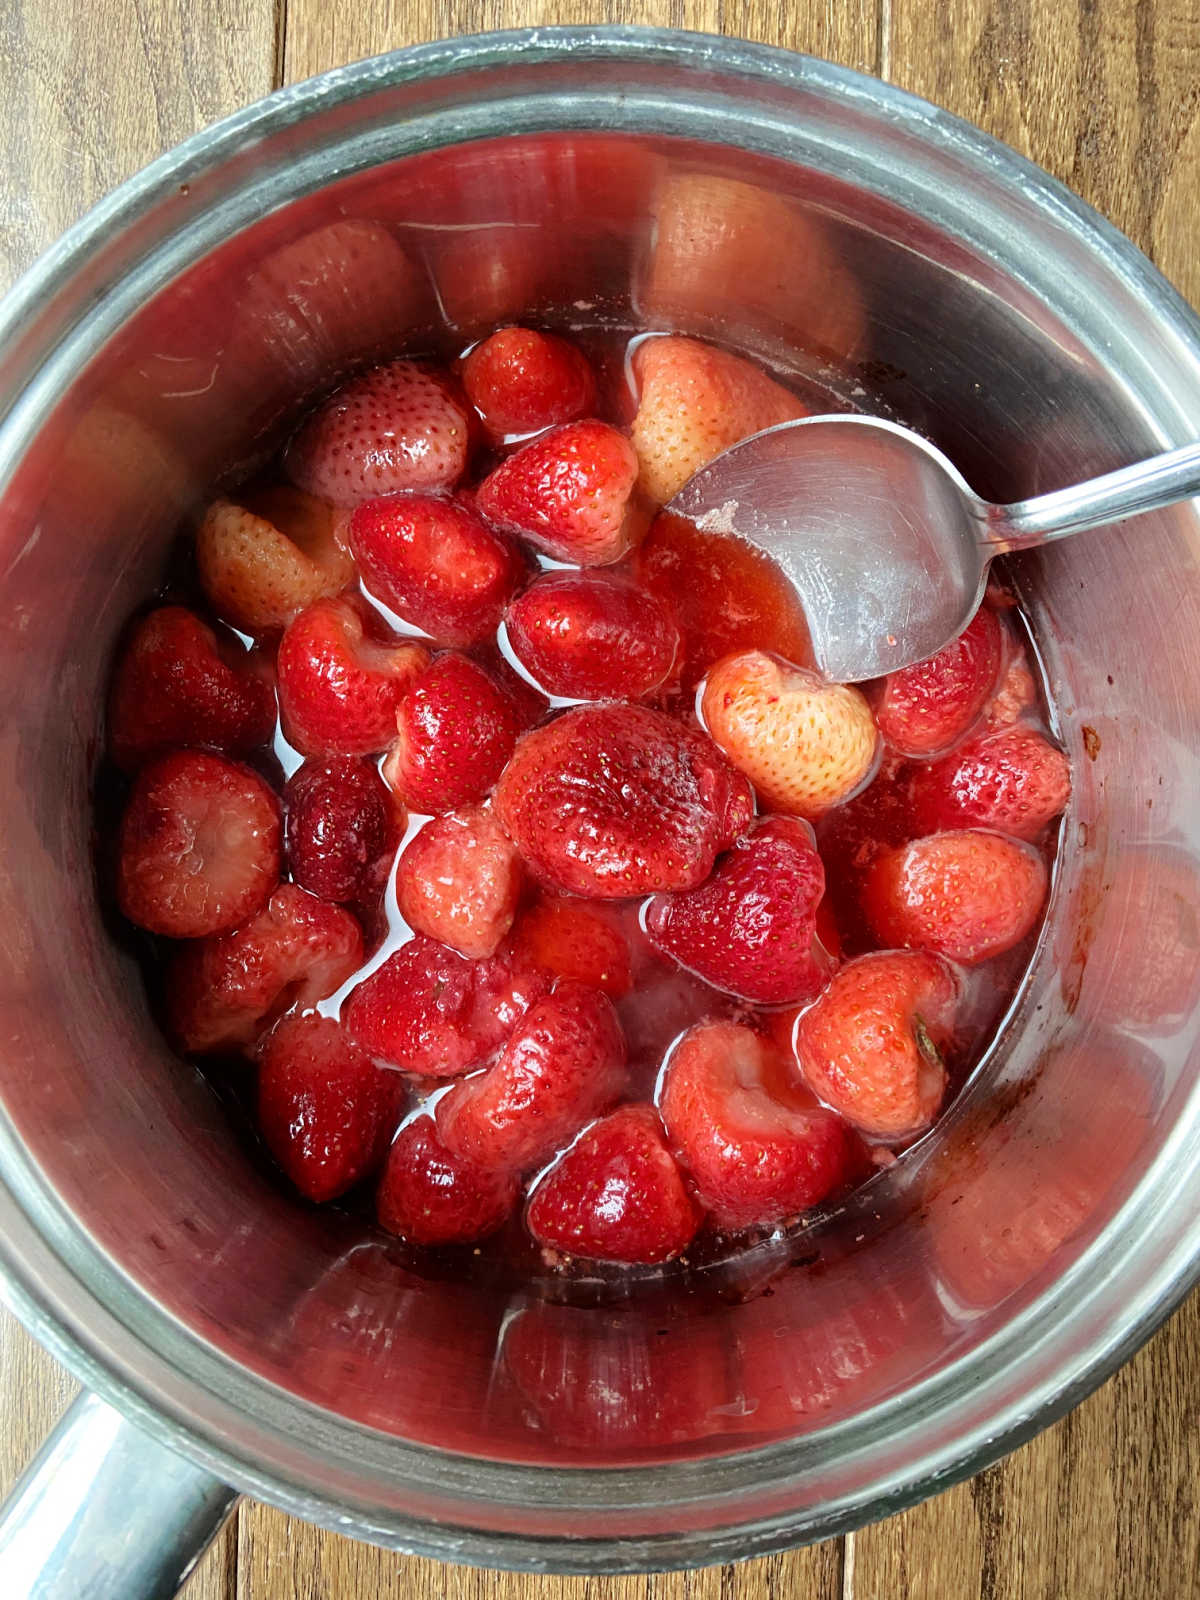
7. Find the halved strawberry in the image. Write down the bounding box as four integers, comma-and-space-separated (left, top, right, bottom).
277, 596, 430, 757
107, 605, 275, 772
376, 1115, 519, 1246
504, 570, 678, 700
284, 757, 401, 903
394, 805, 523, 959
495, 703, 754, 899
257, 1012, 404, 1202
659, 1020, 854, 1229
475, 420, 648, 565
384, 652, 521, 813
117, 750, 281, 938
526, 1103, 702, 1264
196, 487, 354, 634
167, 884, 363, 1054
793, 950, 958, 1138
437, 982, 626, 1172
510, 896, 634, 999
907, 723, 1071, 841
872, 607, 1003, 758
462, 326, 597, 437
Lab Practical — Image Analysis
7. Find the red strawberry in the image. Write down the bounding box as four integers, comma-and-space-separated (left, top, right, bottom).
644, 817, 832, 1004
196, 486, 355, 634
907, 723, 1071, 841
793, 950, 958, 1138
873, 606, 1003, 758
376, 1115, 519, 1246
510, 896, 633, 999
167, 884, 363, 1054
495, 703, 754, 898
107, 605, 275, 772
862, 830, 1048, 965
343, 934, 547, 1077
285, 358, 472, 507
394, 806, 523, 959
277, 596, 430, 757
117, 750, 281, 938
349, 493, 524, 647
504, 570, 678, 700
469, 642, 550, 731
526, 1103, 702, 1264
383, 652, 521, 813
475, 420, 648, 565
634, 511, 813, 692
437, 982, 626, 1172
257, 1012, 404, 1201
284, 757, 400, 903
629, 335, 809, 505
462, 326, 597, 437
659, 1020, 854, 1229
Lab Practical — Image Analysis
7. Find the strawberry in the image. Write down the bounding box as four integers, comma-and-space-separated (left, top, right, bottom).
376, 1115, 519, 1246
394, 805, 523, 959
167, 884, 363, 1054
475, 420, 648, 565
872, 606, 1003, 758
644, 817, 832, 1004
462, 326, 597, 437
196, 486, 354, 634
907, 723, 1071, 841
117, 750, 281, 938
702, 651, 878, 819
343, 934, 547, 1078
504, 570, 678, 700
526, 1103, 702, 1264
383, 652, 521, 813
276, 596, 430, 757
285, 358, 473, 507
437, 982, 626, 1172
107, 605, 275, 772
813, 761, 919, 951
633, 511, 813, 692
629, 336, 809, 505
659, 1020, 854, 1228
284, 757, 400, 903
984, 649, 1037, 727
862, 829, 1048, 965
510, 896, 633, 999
495, 703, 754, 898
349, 492, 524, 647
793, 950, 958, 1138
468, 642, 551, 731
257, 1012, 404, 1201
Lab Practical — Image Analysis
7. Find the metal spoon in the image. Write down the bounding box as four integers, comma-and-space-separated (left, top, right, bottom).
669, 414, 1200, 682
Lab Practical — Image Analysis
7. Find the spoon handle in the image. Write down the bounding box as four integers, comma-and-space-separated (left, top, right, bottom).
986, 440, 1200, 551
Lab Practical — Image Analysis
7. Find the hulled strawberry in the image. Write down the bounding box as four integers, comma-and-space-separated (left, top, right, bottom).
907, 723, 1071, 841
196, 486, 354, 634
872, 606, 1003, 758
462, 326, 597, 437
384, 653, 521, 812
510, 896, 634, 1000
394, 805, 523, 959
284, 757, 400, 903
504, 569, 678, 700
377, 1115, 519, 1246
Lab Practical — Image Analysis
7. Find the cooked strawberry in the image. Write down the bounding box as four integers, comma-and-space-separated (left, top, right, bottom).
462, 326, 597, 437
659, 1020, 853, 1228
907, 723, 1071, 841
873, 607, 1003, 758
702, 651, 877, 819
526, 1103, 702, 1264
984, 648, 1037, 727
510, 896, 633, 999
196, 487, 354, 634
629, 336, 809, 505
277, 596, 430, 757
644, 817, 832, 1004
468, 641, 551, 731
257, 1012, 403, 1201
117, 750, 281, 938
495, 703, 754, 898
167, 884, 363, 1053
285, 757, 400, 903
504, 570, 678, 700
862, 830, 1048, 965
384, 652, 521, 813
285, 358, 472, 507
343, 934, 546, 1077
107, 605, 275, 772
793, 951, 958, 1138
394, 806, 522, 959
437, 982, 626, 1172
475, 420, 648, 565
814, 762, 918, 950
349, 492, 524, 647
376, 1115, 519, 1246
633, 511, 813, 692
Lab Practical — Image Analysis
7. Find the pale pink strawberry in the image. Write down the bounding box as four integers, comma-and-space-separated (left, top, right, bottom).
196, 486, 354, 634
394, 806, 523, 959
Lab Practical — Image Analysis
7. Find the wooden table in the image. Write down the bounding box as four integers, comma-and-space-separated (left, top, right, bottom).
2, 1, 1198, 1595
